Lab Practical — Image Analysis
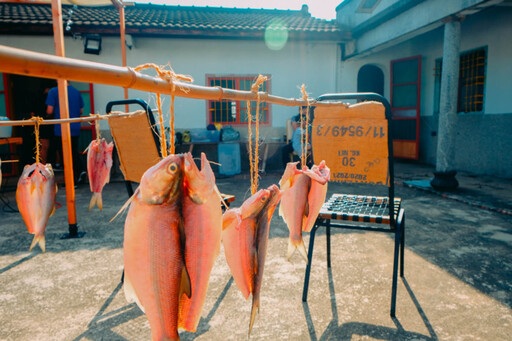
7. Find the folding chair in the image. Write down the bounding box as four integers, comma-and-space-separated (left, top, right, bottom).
106, 99, 236, 207
106, 99, 161, 197
302, 93, 405, 317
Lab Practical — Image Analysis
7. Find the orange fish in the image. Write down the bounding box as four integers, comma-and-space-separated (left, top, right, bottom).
16, 162, 57, 252
279, 161, 330, 262
302, 161, 330, 233
87, 138, 114, 211
222, 185, 281, 335
123, 154, 191, 341
178, 152, 222, 332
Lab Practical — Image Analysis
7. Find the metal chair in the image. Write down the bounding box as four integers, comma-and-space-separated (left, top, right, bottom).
302, 93, 405, 317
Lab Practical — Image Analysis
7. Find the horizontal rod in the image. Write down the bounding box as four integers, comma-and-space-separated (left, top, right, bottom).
0, 45, 339, 107
0, 111, 137, 126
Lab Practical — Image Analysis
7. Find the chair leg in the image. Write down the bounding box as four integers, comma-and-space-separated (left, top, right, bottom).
400, 212, 405, 277
302, 224, 318, 302
326, 221, 331, 268
390, 208, 404, 317
125, 180, 134, 197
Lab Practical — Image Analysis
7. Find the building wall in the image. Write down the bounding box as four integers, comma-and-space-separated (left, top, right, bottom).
338, 6, 512, 177
0, 34, 339, 140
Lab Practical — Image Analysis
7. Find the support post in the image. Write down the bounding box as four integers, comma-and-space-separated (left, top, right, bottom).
51, 0, 83, 239
431, 18, 461, 191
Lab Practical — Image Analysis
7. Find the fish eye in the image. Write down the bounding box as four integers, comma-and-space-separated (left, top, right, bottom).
261, 196, 268, 202
168, 163, 178, 174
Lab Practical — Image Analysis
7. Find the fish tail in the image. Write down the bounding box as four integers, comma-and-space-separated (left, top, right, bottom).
88, 192, 102, 211
249, 293, 260, 337
29, 234, 45, 252
286, 238, 308, 264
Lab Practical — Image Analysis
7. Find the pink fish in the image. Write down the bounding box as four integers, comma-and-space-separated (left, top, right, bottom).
302, 161, 330, 232
123, 154, 190, 341
87, 138, 113, 211
178, 152, 222, 332
222, 185, 281, 335
279, 161, 330, 262
16, 162, 57, 252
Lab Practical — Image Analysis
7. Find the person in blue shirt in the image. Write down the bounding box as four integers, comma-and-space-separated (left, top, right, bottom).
46, 83, 84, 186
292, 107, 314, 168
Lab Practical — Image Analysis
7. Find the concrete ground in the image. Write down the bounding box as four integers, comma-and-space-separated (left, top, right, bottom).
0, 161, 511, 340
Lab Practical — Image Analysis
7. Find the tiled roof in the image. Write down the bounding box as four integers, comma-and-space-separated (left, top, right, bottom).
0, 3, 348, 41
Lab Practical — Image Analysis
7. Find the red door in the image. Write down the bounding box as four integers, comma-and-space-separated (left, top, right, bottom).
390, 55, 421, 159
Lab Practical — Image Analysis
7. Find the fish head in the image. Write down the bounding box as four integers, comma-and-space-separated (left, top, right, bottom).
183, 152, 215, 204
139, 154, 184, 205
306, 160, 331, 184
17, 162, 56, 198
240, 188, 271, 219
266, 184, 282, 208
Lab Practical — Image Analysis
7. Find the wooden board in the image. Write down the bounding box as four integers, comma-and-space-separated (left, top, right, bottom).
312, 101, 389, 185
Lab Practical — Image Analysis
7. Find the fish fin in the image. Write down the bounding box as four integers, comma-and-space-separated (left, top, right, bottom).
110, 187, 139, 222
286, 239, 308, 264
286, 239, 296, 262
50, 204, 56, 217
29, 235, 45, 252
180, 266, 192, 299
88, 193, 98, 211
124, 275, 145, 313
249, 294, 260, 337
298, 240, 308, 264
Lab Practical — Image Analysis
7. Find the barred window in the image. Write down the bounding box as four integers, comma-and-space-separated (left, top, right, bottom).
207, 75, 270, 125
433, 47, 486, 114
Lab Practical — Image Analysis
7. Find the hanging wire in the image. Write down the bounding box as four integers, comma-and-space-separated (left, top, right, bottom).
31, 116, 43, 164
133, 63, 193, 157
300, 84, 311, 169
247, 75, 267, 195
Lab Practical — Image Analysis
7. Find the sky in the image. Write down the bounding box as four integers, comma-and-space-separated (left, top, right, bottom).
131, 0, 342, 20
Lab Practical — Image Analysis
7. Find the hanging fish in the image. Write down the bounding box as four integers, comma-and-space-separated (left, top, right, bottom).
222, 185, 281, 335
178, 152, 222, 332
302, 161, 330, 232
279, 161, 330, 263
123, 154, 191, 341
87, 138, 114, 211
16, 162, 57, 252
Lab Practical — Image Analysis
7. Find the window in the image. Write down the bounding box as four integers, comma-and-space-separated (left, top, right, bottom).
207, 75, 270, 125
357, 0, 381, 13
434, 47, 486, 113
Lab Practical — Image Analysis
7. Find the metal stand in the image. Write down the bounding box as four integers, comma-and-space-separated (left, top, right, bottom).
60, 223, 85, 239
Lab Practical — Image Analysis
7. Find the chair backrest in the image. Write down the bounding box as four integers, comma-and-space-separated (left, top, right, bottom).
311, 93, 395, 225
107, 99, 161, 183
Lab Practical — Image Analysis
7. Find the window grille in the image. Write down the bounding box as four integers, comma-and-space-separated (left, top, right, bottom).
208, 76, 270, 125
433, 47, 486, 114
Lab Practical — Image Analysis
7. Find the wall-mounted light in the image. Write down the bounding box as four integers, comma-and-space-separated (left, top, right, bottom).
84, 34, 102, 55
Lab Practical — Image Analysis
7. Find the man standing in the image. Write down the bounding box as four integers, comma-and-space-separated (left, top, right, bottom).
46, 82, 84, 186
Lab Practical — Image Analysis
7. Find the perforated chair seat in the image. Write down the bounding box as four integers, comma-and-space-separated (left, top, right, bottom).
319, 194, 401, 225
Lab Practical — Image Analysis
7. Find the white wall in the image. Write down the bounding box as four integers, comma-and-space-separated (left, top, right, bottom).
0, 34, 339, 135
339, 6, 512, 117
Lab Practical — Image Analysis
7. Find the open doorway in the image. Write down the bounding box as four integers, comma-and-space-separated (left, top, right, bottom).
357, 64, 384, 95
8, 75, 57, 167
